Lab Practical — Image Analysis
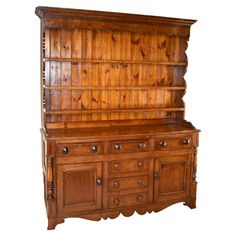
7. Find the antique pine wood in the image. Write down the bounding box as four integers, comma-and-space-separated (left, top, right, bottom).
35, 6, 200, 230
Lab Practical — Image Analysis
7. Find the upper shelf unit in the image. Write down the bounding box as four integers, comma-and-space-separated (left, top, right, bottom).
37, 7, 196, 126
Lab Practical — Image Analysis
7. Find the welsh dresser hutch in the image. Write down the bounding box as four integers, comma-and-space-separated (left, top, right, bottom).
35, 6, 200, 230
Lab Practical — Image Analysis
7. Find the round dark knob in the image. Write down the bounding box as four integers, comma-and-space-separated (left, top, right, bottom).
139, 143, 146, 149
114, 144, 121, 150
114, 163, 120, 170
91, 145, 98, 152
113, 198, 119, 205
62, 147, 69, 154
96, 178, 102, 185
159, 141, 167, 147
183, 139, 191, 145
113, 181, 120, 188
138, 178, 143, 185
138, 161, 144, 168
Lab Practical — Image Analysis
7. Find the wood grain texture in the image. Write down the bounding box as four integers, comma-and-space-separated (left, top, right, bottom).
43, 27, 189, 123
36, 6, 199, 230
71, 29, 82, 121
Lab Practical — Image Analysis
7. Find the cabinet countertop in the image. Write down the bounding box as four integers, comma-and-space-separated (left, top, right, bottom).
42, 120, 200, 140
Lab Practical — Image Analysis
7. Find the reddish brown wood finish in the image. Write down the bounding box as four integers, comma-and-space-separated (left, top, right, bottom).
36, 6, 199, 230
57, 163, 103, 214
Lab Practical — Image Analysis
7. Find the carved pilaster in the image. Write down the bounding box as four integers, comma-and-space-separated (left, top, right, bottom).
47, 156, 55, 200
192, 147, 198, 183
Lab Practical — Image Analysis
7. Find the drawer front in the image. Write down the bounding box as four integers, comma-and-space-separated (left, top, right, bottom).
155, 135, 192, 150
56, 142, 104, 156
109, 159, 149, 174
109, 193, 148, 208
109, 139, 149, 154
109, 175, 148, 191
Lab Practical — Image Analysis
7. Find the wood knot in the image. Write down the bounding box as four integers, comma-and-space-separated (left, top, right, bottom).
63, 45, 70, 50
73, 96, 81, 102
159, 78, 165, 85
133, 72, 139, 80
158, 40, 167, 49
111, 34, 116, 42
131, 37, 140, 45
140, 48, 145, 58
92, 97, 99, 103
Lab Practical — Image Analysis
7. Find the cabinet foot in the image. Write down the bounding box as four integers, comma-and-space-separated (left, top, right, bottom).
48, 218, 64, 230
184, 199, 196, 209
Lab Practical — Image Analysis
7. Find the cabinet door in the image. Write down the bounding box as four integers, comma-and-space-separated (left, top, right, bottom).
154, 154, 191, 202
57, 163, 102, 214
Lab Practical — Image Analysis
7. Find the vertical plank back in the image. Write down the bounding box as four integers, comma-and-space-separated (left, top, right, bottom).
41, 15, 190, 126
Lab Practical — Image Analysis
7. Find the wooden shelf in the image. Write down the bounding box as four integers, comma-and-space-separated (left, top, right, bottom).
44, 58, 187, 66
45, 86, 185, 91
45, 107, 184, 115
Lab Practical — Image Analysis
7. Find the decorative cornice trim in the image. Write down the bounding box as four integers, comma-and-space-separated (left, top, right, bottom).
35, 6, 197, 27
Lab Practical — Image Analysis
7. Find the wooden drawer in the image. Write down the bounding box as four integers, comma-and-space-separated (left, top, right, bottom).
109, 159, 149, 174
155, 135, 192, 150
109, 192, 148, 208
109, 175, 148, 191
56, 142, 104, 156
108, 139, 149, 154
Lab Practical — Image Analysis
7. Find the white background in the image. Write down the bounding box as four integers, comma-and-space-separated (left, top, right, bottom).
0, 0, 235, 235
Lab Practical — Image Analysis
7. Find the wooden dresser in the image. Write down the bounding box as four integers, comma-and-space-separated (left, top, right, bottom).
35, 6, 200, 230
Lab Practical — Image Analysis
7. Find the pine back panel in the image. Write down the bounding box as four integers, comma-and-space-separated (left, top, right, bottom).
38, 7, 195, 128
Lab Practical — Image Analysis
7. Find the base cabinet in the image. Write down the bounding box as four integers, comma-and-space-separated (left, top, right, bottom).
57, 163, 103, 214
43, 132, 199, 230
42, 130, 199, 229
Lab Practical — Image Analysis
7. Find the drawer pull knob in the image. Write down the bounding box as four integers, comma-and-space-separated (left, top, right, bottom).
113, 198, 119, 205
138, 161, 144, 168
159, 141, 167, 147
91, 145, 98, 152
62, 147, 69, 154
154, 172, 160, 179
183, 139, 191, 145
114, 144, 121, 150
114, 163, 120, 170
113, 181, 120, 188
137, 195, 143, 203
138, 178, 143, 185
139, 143, 146, 149
96, 178, 103, 186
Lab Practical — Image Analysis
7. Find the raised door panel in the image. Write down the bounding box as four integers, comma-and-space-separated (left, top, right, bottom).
57, 163, 102, 214
154, 154, 191, 202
